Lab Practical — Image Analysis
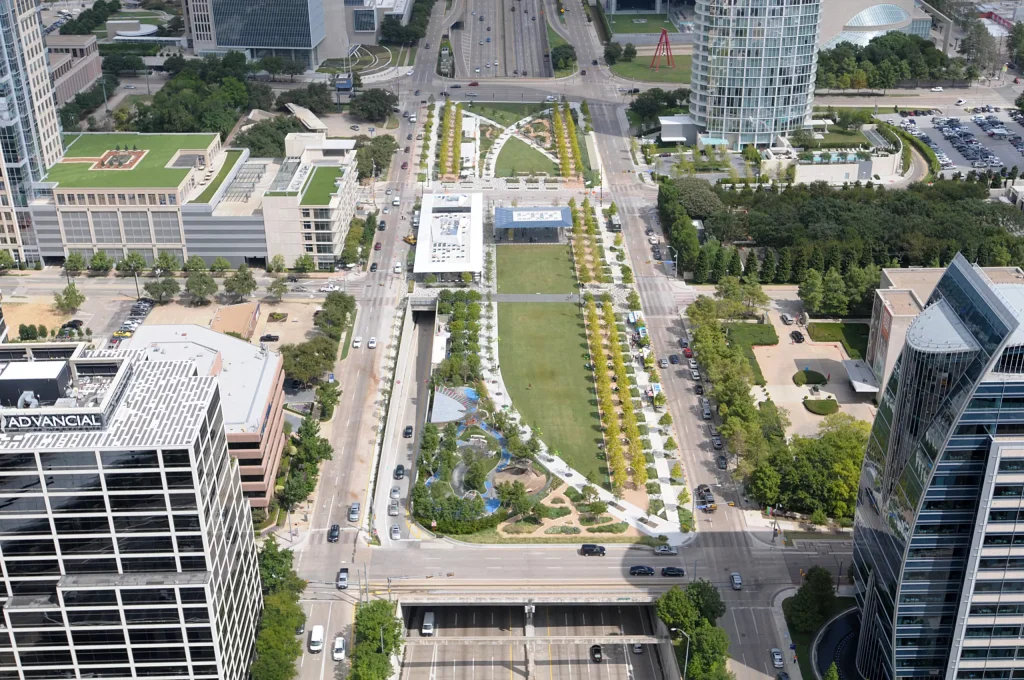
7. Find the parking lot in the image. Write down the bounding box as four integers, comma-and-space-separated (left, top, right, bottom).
878, 105, 1024, 178
400, 605, 666, 680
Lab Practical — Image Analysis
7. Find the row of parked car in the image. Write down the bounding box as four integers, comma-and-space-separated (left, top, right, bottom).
111, 299, 153, 340
898, 119, 957, 172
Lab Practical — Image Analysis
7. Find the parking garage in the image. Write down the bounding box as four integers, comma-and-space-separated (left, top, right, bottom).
397, 603, 677, 680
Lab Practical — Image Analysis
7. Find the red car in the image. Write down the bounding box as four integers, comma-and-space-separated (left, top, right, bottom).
374, 242, 382, 251
683, 348, 693, 358
469, 81, 479, 86
401, 162, 409, 169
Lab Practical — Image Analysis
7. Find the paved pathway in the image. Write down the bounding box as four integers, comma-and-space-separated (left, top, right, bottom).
492, 293, 580, 302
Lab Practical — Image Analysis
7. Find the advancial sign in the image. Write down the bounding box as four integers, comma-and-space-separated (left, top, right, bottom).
1, 412, 103, 433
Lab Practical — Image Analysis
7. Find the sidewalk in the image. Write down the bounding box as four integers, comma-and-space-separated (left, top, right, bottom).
771, 588, 803, 680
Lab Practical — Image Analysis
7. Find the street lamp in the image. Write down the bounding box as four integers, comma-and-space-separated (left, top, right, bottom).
670, 628, 691, 680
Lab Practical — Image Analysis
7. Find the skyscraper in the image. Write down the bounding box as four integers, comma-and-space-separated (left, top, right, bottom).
0, 0, 63, 264
853, 254, 1024, 680
689, 0, 821, 148
0, 342, 260, 679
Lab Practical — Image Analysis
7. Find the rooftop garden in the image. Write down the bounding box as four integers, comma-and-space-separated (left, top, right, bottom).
50, 132, 218, 189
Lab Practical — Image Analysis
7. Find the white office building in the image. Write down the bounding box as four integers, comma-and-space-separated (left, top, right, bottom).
689, 0, 822, 149
0, 342, 261, 679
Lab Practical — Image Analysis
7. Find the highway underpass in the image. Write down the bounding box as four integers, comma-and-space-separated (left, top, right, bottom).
396, 603, 678, 680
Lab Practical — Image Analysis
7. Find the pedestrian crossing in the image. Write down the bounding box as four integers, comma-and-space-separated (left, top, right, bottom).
635, 275, 697, 318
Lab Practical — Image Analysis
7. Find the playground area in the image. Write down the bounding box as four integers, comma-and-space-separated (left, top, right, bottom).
427, 386, 551, 514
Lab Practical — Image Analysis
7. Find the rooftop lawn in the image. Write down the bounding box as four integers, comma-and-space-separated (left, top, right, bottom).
816, 128, 870, 148
191, 150, 242, 204
497, 244, 576, 294
300, 166, 345, 206
610, 55, 691, 84
608, 13, 678, 33
498, 303, 603, 482
51, 132, 218, 189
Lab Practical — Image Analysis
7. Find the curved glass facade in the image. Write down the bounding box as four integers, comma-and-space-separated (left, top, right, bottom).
853, 254, 1024, 680
689, 0, 821, 148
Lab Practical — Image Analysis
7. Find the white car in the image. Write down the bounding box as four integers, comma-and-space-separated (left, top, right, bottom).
352, 336, 362, 348
406, 69, 414, 76
931, 86, 944, 92
390, 525, 401, 540
475, 67, 481, 73
332, 636, 347, 661
319, 284, 340, 292
957, 98, 967, 106
368, 337, 377, 349
771, 648, 784, 668
647, 236, 659, 245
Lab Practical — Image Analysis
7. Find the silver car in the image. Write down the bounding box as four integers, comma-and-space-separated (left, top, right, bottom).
390, 525, 401, 540
654, 545, 678, 556
730, 572, 742, 590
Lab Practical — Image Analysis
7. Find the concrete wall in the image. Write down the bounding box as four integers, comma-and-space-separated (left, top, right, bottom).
180, 205, 268, 265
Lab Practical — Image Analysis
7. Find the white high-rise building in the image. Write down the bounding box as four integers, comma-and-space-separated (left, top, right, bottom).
0, 0, 63, 264
689, 0, 822, 149
0, 342, 261, 679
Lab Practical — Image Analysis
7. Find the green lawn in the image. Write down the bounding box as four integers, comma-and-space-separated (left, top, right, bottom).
192, 150, 241, 203
817, 128, 870, 148
546, 22, 577, 76
300, 166, 344, 206
807, 322, 870, 360
469, 102, 549, 127
495, 137, 558, 177
499, 303, 603, 481
403, 46, 417, 66
724, 323, 779, 386
497, 245, 576, 294
608, 13, 678, 33
783, 596, 856, 680
53, 132, 219, 189
610, 55, 691, 84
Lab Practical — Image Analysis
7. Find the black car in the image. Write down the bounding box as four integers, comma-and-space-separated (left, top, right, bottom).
327, 524, 340, 542
378, 222, 386, 231
370, 263, 378, 272
296, 621, 306, 636
717, 455, 728, 470
590, 645, 603, 663
407, 133, 413, 140
259, 334, 280, 342
678, 338, 688, 349
414, 89, 421, 95
711, 435, 723, 449
790, 330, 804, 343
592, 59, 598, 65
695, 384, 704, 395
64, 319, 84, 330
394, 464, 405, 480
661, 566, 686, 577
287, 276, 299, 282
629, 565, 655, 576
403, 425, 414, 438
450, 84, 462, 88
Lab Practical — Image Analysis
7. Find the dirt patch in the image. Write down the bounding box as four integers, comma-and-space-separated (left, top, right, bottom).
494, 465, 546, 495
3, 302, 71, 338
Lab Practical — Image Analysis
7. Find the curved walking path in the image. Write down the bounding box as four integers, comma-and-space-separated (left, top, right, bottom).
482, 223, 695, 545
481, 110, 556, 179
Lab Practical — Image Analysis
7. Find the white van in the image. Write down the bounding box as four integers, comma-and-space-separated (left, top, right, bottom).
393, 262, 403, 274
422, 611, 435, 636
309, 625, 325, 653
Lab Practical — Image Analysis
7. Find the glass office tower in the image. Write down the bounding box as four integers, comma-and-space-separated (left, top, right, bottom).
0, 343, 261, 679
207, 0, 326, 67
0, 0, 63, 265
689, 0, 821, 148
853, 254, 1024, 680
